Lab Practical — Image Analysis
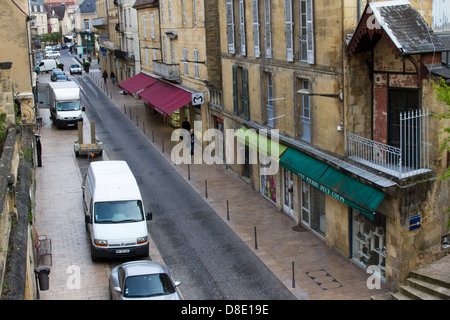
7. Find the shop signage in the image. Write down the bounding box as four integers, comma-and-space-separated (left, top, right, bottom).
409, 214, 421, 231
191, 92, 204, 105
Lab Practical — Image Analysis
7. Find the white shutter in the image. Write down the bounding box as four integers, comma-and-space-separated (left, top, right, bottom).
239, 0, 246, 56
264, 0, 271, 58
161, 0, 164, 22
182, 0, 186, 28
226, 0, 235, 54
306, 0, 315, 64
285, 0, 294, 62
150, 14, 154, 39
169, 0, 172, 22
193, 0, 197, 27
145, 48, 149, 67
194, 49, 199, 79
252, 0, 260, 58
183, 48, 188, 76
143, 14, 147, 38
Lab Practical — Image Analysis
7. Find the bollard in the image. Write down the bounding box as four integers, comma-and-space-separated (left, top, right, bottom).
162, 139, 164, 153
226, 200, 230, 221
136, 114, 139, 127
254, 226, 258, 250
205, 180, 208, 198
124, 104, 126, 114
292, 261, 295, 288
188, 164, 190, 180
143, 122, 145, 134
129, 109, 132, 120
152, 130, 154, 143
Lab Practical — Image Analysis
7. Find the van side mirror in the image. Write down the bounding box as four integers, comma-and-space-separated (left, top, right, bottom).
85, 215, 92, 224
82, 107, 85, 111
146, 212, 152, 221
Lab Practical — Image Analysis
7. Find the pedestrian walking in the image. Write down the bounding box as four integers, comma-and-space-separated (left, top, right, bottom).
180, 117, 190, 140
190, 129, 195, 157
102, 70, 108, 84
111, 72, 115, 85
35, 134, 42, 167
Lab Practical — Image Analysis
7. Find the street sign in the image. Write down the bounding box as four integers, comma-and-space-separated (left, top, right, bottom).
409, 214, 421, 231
191, 92, 204, 105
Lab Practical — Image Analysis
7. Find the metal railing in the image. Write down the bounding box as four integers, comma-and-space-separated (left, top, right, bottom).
346, 109, 430, 179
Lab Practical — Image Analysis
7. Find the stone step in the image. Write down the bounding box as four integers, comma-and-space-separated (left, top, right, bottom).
392, 291, 411, 300
407, 277, 450, 299
400, 284, 443, 300
411, 270, 450, 289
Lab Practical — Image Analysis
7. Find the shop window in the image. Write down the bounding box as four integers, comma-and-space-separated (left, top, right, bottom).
260, 155, 276, 203
352, 211, 386, 282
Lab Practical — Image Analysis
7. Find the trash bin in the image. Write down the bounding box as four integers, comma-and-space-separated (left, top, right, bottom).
35, 267, 50, 291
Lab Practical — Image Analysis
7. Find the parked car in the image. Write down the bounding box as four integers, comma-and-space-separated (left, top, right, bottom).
46, 51, 60, 59
109, 261, 182, 300
50, 69, 65, 81
54, 74, 69, 82
69, 64, 82, 75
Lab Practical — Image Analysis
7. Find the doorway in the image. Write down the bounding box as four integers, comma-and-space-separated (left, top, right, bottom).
283, 169, 294, 217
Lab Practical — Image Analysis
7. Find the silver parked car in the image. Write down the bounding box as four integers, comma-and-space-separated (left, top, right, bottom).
109, 260, 182, 300
69, 64, 82, 75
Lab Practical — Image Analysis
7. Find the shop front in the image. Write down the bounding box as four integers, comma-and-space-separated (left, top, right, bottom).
280, 147, 387, 273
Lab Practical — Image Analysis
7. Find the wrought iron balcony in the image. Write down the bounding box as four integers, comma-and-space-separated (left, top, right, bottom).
345, 110, 430, 179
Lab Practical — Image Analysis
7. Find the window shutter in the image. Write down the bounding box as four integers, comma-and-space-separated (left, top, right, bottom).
226, 0, 236, 54
143, 14, 147, 38
232, 66, 238, 115
252, 0, 260, 58
193, 0, 197, 27
182, 0, 186, 28
150, 14, 154, 39
306, 0, 315, 64
194, 49, 199, 79
161, 0, 164, 22
285, 0, 294, 62
183, 48, 188, 75
264, 0, 272, 58
242, 68, 249, 119
239, 0, 246, 56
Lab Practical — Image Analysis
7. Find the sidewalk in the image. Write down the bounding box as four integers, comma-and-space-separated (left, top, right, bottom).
80, 67, 389, 300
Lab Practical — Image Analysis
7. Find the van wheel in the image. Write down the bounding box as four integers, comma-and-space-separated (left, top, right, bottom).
90, 246, 99, 262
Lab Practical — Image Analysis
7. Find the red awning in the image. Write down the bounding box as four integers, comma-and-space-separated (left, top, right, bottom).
118, 73, 159, 95
138, 81, 192, 117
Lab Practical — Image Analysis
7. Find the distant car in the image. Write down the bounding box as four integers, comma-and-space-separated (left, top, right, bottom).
109, 261, 182, 300
46, 51, 60, 58
50, 69, 65, 81
53, 44, 62, 51
69, 64, 82, 75
54, 74, 69, 82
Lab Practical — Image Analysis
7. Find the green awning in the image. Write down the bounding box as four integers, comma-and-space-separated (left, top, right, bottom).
280, 148, 385, 219
235, 126, 288, 160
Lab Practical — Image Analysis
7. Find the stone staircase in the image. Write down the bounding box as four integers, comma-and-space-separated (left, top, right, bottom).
372, 270, 450, 300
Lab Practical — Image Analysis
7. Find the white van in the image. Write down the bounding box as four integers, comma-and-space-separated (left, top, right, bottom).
37, 59, 57, 73
82, 161, 152, 261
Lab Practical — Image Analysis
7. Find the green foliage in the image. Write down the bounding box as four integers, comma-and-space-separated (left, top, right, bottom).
40, 32, 62, 45
433, 78, 450, 228
0, 113, 7, 145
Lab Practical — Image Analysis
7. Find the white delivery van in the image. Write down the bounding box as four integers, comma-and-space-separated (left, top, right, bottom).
82, 161, 152, 261
37, 59, 57, 73
48, 81, 84, 128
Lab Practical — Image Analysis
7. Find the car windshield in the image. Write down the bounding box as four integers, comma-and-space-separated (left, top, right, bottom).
70, 64, 79, 68
57, 101, 80, 111
124, 274, 175, 298
94, 200, 144, 223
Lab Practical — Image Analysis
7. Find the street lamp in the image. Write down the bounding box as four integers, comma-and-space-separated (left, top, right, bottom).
297, 89, 343, 101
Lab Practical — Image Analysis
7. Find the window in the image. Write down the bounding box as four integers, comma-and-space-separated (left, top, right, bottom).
183, 48, 188, 75
182, 0, 186, 27
432, 0, 450, 32
151, 14, 155, 39
264, 72, 274, 127
83, 19, 91, 32
145, 48, 149, 67
264, 0, 272, 58
143, 14, 147, 38
169, 0, 172, 22
232, 66, 249, 119
193, 0, 197, 27
285, 0, 294, 61
298, 79, 311, 142
252, 0, 260, 58
226, 0, 236, 54
194, 49, 200, 79
239, 0, 246, 56
299, 0, 315, 64
161, 0, 165, 22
